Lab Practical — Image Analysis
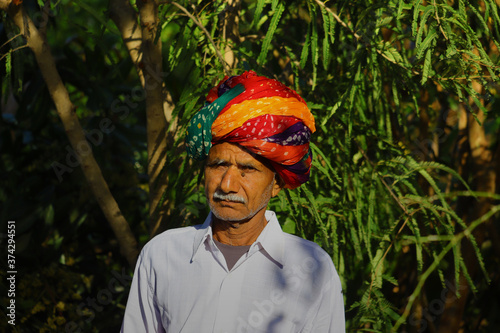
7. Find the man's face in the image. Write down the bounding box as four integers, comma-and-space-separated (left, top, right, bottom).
204, 142, 282, 223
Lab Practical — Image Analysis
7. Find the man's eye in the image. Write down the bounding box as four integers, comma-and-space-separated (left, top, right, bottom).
211, 164, 224, 169
207, 160, 227, 168
241, 166, 256, 172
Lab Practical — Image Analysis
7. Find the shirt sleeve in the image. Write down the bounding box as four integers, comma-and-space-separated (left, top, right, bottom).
121, 250, 166, 333
305, 267, 345, 332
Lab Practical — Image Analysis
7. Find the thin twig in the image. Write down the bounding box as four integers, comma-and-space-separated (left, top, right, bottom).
436, 75, 498, 81
0, 32, 22, 51
161, 1, 231, 76
432, 0, 449, 41
0, 44, 29, 62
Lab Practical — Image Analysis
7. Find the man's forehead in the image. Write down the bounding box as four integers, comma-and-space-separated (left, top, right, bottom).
207, 143, 267, 167
208, 143, 254, 159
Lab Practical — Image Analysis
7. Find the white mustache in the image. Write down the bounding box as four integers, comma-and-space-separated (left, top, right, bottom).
213, 190, 246, 204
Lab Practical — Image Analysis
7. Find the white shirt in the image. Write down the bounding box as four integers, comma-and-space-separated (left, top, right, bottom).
121, 211, 345, 332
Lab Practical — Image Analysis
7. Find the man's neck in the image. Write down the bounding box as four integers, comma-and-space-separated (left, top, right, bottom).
212, 210, 268, 246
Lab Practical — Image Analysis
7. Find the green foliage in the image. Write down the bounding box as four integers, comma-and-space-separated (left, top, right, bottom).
257, 0, 285, 65
1, 0, 499, 332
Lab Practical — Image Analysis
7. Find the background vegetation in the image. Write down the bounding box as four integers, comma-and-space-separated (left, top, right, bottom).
1, 0, 499, 332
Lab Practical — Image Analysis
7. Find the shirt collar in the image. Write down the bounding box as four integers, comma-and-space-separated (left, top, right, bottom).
252, 210, 285, 266
191, 210, 285, 265
191, 213, 214, 262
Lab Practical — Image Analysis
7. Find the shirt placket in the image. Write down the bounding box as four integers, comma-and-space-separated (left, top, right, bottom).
210, 240, 262, 332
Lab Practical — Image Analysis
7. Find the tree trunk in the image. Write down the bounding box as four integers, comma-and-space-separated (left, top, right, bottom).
5, 2, 139, 267
221, 0, 241, 69
135, 0, 170, 236
109, 0, 145, 86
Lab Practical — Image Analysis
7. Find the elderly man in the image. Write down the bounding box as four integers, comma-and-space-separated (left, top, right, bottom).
121, 71, 345, 332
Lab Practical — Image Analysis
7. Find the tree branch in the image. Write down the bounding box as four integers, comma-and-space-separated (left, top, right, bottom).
4, 2, 139, 267
108, 0, 175, 122
0, 44, 28, 62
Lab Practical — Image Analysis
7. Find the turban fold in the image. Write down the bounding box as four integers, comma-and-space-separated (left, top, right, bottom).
186, 71, 316, 189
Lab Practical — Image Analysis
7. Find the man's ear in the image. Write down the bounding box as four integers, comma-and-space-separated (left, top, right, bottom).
271, 174, 284, 197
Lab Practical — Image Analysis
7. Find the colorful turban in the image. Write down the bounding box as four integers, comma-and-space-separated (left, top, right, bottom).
186, 71, 316, 189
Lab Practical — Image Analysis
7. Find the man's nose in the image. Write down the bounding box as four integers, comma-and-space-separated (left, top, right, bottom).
220, 166, 240, 193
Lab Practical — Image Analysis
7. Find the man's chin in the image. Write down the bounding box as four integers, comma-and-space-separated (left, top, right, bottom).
211, 210, 249, 223
210, 204, 269, 225
210, 205, 250, 223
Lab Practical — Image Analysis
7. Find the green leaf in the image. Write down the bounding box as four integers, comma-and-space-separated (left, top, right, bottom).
469, 4, 490, 38
377, 16, 394, 28
310, 142, 342, 188
311, 22, 318, 65
257, 1, 285, 64
392, 78, 400, 109
367, 173, 377, 251
458, 0, 467, 19
253, 0, 266, 27
462, 84, 489, 116
350, 219, 364, 260
328, 9, 336, 44
486, 0, 500, 33
322, 36, 330, 70
282, 218, 296, 234
321, 100, 341, 126
321, 5, 330, 34
300, 24, 311, 68
271, 0, 279, 12
45, 205, 54, 225
415, 5, 435, 49
321, 6, 331, 70
310, 6, 319, 89
396, 0, 405, 30
412, 0, 422, 36
416, 25, 437, 59
421, 48, 432, 84
371, 248, 385, 288
445, 44, 457, 58
382, 44, 404, 64
5, 52, 11, 87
